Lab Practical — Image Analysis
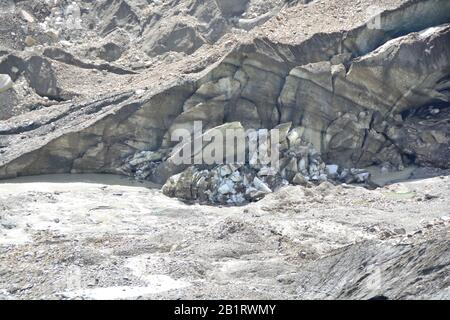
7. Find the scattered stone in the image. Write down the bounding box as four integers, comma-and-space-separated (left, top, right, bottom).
218, 181, 234, 195
355, 172, 370, 183
24, 36, 38, 47
220, 165, 233, 177
20, 10, 35, 23
258, 166, 278, 176
129, 151, 163, 167
292, 173, 308, 186
424, 193, 439, 200
394, 228, 406, 235
253, 177, 272, 194
325, 165, 339, 178
96, 42, 124, 62
430, 108, 440, 115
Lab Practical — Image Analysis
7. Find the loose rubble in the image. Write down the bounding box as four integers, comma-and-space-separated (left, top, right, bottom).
0, 173, 449, 299
123, 123, 372, 204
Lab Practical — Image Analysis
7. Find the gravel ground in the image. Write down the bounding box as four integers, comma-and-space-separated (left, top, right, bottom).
0, 172, 448, 300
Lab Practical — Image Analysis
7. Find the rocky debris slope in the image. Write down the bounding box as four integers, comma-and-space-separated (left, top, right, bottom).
0, 0, 291, 118
0, 0, 449, 205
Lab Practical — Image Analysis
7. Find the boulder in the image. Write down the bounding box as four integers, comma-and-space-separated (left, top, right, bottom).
292, 173, 308, 186
143, 22, 205, 57
325, 165, 339, 179
24, 36, 38, 47
96, 42, 124, 62
274, 122, 292, 151
217, 180, 235, 195
128, 151, 163, 167
253, 177, 272, 194
25, 56, 60, 98
162, 170, 195, 200
215, 0, 249, 17
281, 157, 298, 181
0, 74, 13, 93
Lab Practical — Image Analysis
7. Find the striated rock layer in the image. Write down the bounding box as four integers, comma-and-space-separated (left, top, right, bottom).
0, 0, 449, 194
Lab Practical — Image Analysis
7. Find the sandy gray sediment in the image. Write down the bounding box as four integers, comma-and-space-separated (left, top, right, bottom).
0, 173, 448, 300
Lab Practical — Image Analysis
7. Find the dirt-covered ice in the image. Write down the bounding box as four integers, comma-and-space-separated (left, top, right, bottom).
0, 173, 449, 300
